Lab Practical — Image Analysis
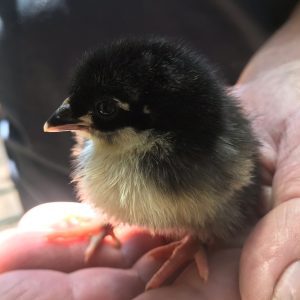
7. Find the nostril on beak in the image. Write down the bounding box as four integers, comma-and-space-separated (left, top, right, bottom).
46, 103, 75, 128
55, 103, 73, 120
44, 99, 87, 133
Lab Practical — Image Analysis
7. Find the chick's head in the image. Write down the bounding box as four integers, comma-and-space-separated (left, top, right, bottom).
45, 38, 224, 150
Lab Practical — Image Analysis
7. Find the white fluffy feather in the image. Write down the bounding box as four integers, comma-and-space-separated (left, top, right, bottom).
71, 127, 254, 238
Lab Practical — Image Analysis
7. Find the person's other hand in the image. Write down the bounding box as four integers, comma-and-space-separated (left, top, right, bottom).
234, 59, 300, 300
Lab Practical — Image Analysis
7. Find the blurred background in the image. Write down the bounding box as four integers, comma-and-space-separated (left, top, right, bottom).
0, 0, 297, 229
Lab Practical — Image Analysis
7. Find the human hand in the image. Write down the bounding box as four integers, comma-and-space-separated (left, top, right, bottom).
0, 216, 242, 300
234, 59, 300, 300
236, 3, 300, 298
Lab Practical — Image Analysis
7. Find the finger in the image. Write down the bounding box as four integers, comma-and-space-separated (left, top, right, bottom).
5, 249, 192, 300
0, 270, 72, 300
0, 241, 169, 300
240, 199, 300, 300
272, 261, 300, 300
0, 227, 164, 273
69, 268, 144, 300
0, 229, 123, 273
0, 268, 144, 300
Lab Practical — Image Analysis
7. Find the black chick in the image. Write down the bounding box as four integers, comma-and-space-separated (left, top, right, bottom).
44, 37, 260, 289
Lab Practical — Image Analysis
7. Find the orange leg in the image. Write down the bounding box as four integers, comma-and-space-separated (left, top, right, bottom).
84, 223, 121, 263
146, 235, 208, 290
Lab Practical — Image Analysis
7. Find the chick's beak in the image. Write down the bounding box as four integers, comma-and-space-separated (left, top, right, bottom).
44, 98, 88, 133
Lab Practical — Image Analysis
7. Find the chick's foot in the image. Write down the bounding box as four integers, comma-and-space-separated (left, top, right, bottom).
146, 235, 208, 290
84, 223, 121, 263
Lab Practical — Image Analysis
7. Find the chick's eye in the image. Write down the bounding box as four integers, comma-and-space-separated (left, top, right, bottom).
95, 100, 118, 119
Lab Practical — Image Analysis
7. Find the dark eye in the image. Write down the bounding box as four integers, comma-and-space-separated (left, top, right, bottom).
95, 100, 118, 119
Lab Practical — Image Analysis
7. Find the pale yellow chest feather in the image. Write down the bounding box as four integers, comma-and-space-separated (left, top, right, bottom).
72, 132, 219, 233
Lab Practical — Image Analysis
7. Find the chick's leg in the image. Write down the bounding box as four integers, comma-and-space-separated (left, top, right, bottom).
84, 223, 121, 263
146, 235, 208, 290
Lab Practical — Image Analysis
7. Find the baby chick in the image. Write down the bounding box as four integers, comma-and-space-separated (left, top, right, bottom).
44, 37, 260, 289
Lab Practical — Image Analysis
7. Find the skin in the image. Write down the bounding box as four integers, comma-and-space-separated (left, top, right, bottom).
0, 3, 299, 299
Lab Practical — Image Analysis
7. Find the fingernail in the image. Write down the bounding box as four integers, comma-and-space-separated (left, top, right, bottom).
272, 261, 300, 300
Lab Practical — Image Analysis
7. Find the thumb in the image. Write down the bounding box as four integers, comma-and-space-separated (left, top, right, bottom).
240, 199, 300, 300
